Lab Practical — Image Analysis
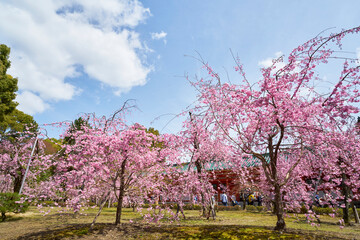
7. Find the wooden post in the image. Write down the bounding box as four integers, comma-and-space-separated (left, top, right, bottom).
19, 137, 38, 195
90, 191, 110, 230
352, 204, 360, 224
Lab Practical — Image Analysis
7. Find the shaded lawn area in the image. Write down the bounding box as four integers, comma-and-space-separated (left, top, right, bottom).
0, 207, 360, 239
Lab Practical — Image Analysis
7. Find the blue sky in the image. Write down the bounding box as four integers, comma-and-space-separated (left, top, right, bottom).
0, 0, 359, 138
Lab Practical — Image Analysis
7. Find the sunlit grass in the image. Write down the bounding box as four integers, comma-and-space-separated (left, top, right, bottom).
1, 206, 360, 239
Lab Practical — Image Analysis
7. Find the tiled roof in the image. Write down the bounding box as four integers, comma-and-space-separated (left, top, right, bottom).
175, 154, 270, 172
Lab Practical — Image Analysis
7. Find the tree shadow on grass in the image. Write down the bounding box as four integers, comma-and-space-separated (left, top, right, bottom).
16, 223, 108, 240
136, 225, 347, 240
1, 215, 23, 222
16, 224, 351, 240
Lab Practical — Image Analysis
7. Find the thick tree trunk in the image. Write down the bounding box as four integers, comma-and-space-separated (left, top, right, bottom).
115, 194, 123, 225
195, 160, 207, 217
242, 192, 246, 210
201, 194, 207, 217
274, 184, 286, 231
266, 130, 286, 231
115, 159, 127, 225
13, 176, 22, 193
338, 157, 350, 225
342, 197, 350, 224
342, 201, 350, 224
115, 181, 125, 225
206, 196, 216, 220
189, 113, 209, 218
272, 200, 277, 215
341, 172, 350, 225
1, 212, 6, 222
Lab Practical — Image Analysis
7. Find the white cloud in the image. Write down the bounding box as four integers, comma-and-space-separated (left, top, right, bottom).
0, 0, 152, 114
258, 51, 288, 77
16, 91, 50, 115
151, 31, 167, 40
258, 51, 285, 68
258, 58, 273, 69
151, 31, 167, 44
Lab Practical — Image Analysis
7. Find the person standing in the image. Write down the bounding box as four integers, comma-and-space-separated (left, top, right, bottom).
221, 193, 228, 206
248, 193, 255, 205
258, 195, 262, 206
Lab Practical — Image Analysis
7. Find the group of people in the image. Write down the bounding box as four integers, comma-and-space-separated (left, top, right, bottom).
220, 192, 262, 206
248, 193, 262, 206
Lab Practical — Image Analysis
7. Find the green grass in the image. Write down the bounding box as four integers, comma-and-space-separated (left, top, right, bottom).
1, 206, 360, 239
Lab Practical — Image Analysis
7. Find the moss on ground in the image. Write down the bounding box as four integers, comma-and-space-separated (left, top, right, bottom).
1, 207, 360, 239
14, 224, 346, 240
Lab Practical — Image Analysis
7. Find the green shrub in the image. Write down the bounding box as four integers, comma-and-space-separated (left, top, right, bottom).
183, 204, 202, 210
256, 206, 265, 212
309, 206, 356, 218
299, 205, 308, 214
216, 205, 242, 211
42, 200, 55, 206
216, 205, 226, 211
141, 203, 161, 209
246, 205, 257, 212
336, 208, 343, 217
140, 203, 203, 211
233, 205, 242, 211
312, 206, 334, 215
88, 201, 97, 207
0, 192, 29, 221
348, 208, 360, 219
160, 203, 177, 210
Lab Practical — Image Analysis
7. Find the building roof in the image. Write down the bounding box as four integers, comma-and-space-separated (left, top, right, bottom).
175, 154, 270, 172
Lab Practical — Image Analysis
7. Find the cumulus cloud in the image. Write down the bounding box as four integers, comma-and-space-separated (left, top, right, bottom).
258, 51, 290, 77
0, 0, 151, 115
151, 31, 167, 44
258, 51, 284, 68
151, 31, 167, 40
16, 91, 50, 115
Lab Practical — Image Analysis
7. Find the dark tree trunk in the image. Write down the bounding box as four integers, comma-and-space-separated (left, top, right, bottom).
1, 212, 6, 222
115, 194, 123, 225
189, 111, 209, 217
342, 197, 350, 225
195, 160, 207, 217
274, 184, 286, 231
13, 176, 22, 193
115, 159, 127, 225
338, 157, 350, 225
267, 127, 286, 231
176, 203, 186, 219
115, 179, 125, 225
206, 197, 216, 220
341, 172, 350, 225
272, 200, 277, 215
242, 192, 246, 210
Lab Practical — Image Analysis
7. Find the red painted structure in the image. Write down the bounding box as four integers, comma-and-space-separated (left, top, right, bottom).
207, 167, 261, 202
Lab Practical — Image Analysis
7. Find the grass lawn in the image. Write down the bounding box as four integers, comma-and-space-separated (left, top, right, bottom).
1, 206, 360, 239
